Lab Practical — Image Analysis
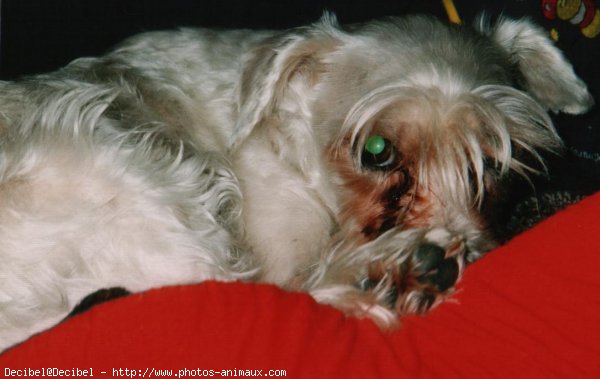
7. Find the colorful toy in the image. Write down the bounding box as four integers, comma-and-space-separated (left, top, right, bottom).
543, 0, 600, 38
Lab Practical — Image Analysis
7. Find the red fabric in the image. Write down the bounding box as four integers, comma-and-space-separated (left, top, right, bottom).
2, 192, 600, 378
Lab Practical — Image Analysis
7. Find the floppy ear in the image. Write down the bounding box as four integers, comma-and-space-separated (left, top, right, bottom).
230, 15, 339, 151
482, 17, 594, 114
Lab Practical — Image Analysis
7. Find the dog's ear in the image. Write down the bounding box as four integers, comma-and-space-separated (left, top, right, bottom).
231, 16, 339, 150
481, 17, 594, 114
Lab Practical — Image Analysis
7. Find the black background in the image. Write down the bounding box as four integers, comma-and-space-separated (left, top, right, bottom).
0, 0, 552, 80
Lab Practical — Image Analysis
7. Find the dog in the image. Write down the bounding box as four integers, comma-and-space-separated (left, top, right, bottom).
0, 13, 593, 351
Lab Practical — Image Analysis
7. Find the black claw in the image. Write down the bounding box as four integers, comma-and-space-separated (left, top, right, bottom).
385, 286, 399, 307
360, 278, 399, 307
417, 292, 436, 313
360, 278, 378, 291
414, 243, 445, 273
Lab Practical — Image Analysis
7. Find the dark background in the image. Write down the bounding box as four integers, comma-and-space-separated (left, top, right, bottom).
0, 0, 562, 80
1, 0, 599, 234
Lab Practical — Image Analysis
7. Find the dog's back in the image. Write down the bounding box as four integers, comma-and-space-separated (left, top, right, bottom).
0, 74, 253, 350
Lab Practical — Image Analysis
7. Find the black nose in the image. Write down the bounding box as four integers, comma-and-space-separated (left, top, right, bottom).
415, 243, 459, 292
414, 244, 445, 272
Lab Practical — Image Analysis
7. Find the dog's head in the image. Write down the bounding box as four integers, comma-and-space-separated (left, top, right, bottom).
234, 14, 594, 255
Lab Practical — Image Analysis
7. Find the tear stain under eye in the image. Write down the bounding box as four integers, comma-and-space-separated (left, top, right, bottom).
383, 169, 411, 209
361, 168, 412, 239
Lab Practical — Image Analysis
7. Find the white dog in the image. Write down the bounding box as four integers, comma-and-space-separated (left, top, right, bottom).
0, 14, 593, 351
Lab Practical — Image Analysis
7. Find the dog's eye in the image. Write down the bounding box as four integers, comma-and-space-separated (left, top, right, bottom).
361, 135, 397, 170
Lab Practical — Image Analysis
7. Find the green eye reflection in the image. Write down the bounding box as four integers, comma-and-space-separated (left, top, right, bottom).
365, 135, 386, 155
361, 135, 397, 171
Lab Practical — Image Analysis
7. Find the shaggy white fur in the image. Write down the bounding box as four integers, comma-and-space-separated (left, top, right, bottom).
0, 14, 593, 351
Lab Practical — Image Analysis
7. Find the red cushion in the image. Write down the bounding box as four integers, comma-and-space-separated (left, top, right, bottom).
3, 192, 600, 378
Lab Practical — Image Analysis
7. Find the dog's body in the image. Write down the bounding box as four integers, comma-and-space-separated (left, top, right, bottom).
0, 14, 593, 351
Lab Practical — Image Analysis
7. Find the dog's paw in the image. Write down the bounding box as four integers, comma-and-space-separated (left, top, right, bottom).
365, 229, 466, 315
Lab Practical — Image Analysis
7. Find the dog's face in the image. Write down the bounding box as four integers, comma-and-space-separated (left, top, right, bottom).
235, 14, 594, 258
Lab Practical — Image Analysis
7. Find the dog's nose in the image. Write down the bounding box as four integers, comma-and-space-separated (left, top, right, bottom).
414, 243, 459, 291
414, 244, 445, 272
